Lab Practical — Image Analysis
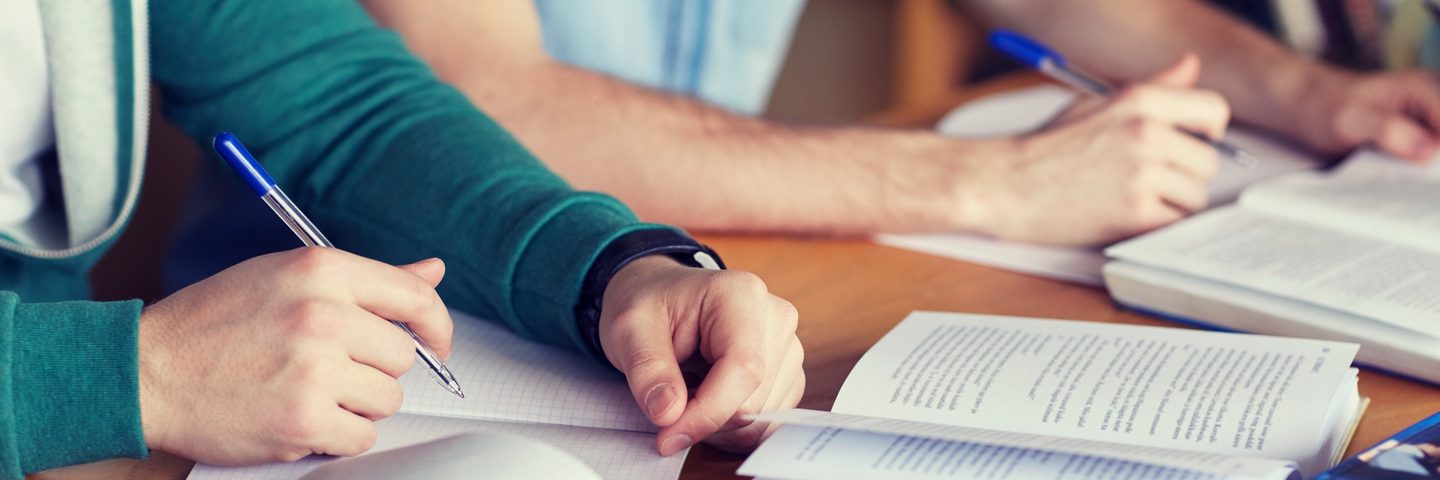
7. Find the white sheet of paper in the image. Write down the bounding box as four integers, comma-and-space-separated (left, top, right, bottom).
187, 313, 678, 480
875, 85, 1319, 285
1106, 207, 1440, 335
189, 415, 683, 480
741, 409, 1294, 479
828, 312, 1357, 475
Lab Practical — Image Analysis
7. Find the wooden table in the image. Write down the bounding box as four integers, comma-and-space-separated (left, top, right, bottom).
33, 235, 1440, 479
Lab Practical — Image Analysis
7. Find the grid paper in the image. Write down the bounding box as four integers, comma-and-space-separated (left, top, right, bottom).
188, 312, 681, 480
189, 414, 686, 480
396, 311, 653, 433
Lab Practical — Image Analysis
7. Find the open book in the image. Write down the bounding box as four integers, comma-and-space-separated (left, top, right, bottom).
740, 312, 1366, 480
875, 85, 1319, 285
1105, 149, 1440, 384
187, 312, 685, 480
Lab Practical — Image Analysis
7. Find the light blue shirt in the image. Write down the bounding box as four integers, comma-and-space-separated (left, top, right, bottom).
534, 0, 805, 115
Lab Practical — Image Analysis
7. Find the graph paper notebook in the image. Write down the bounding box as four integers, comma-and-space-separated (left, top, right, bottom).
187, 311, 685, 480
740, 312, 1366, 480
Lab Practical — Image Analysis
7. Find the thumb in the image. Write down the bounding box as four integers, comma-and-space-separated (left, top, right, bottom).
399, 257, 446, 287
1146, 53, 1201, 88
604, 314, 688, 429
1372, 114, 1440, 162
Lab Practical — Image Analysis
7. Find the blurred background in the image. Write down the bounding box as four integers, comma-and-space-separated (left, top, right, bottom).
100, 0, 1440, 303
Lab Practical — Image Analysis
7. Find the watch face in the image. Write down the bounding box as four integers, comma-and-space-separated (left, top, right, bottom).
693, 251, 722, 270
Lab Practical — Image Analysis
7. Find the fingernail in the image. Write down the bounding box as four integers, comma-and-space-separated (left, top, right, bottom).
660, 434, 692, 455
645, 384, 677, 419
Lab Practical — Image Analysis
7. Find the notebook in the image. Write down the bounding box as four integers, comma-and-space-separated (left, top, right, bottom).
187, 312, 686, 480
1104, 148, 1440, 384
875, 85, 1319, 285
739, 311, 1367, 480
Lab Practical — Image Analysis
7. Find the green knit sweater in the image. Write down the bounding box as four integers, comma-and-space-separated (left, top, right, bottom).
0, 0, 665, 476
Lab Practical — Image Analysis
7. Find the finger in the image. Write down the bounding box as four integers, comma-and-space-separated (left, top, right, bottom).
1152, 165, 1209, 214
338, 255, 454, 360
1132, 202, 1189, 238
1373, 115, 1439, 163
1405, 73, 1440, 134
398, 257, 446, 288
708, 364, 812, 449
310, 407, 379, 457
1160, 130, 1222, 180
1145, 52, 1201, 88
335, 363, 406, 421
1117, 85, 1231, 140
656, 297, 770, 456
334, 305, 417, 378
605, 308, 688, 429
704, 344, 806, 453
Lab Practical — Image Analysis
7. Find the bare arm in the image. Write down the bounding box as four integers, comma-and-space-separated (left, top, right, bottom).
362, 0, 980, 235
973, 0, 1440, 160
363, 0, 1230, 245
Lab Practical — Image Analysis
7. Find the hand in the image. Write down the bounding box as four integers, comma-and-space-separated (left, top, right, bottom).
137, 248, 454, 465
598, 256, 804, 456
1286, 68, 1440, 162
971, 53, 1227, 245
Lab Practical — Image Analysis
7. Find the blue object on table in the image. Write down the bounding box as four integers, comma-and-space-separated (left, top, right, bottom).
211, 132, 466, 399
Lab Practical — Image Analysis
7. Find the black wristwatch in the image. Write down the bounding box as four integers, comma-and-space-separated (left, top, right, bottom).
575, 229, 725, 360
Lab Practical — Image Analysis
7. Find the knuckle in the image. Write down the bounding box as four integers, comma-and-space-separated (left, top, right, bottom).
285, 247, 338, 278
733, 355, 768, 387
351, 425, 379, 454
284, 300, 335, 338
625, 348, 674, 378
379, 381, 405, 417
718, 271, 768, 296
776, 301, 800, 332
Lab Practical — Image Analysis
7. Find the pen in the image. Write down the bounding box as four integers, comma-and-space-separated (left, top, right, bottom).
988, 30, 1259, 169
212, 132, 466, 399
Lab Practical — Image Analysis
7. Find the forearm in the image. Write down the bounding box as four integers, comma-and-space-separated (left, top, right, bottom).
366, 0, 997, 235
458, 69, 974, 234
973, 0, 1337, 135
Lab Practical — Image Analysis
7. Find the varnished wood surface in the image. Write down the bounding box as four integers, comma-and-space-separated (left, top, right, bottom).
33, 235, 1440, 479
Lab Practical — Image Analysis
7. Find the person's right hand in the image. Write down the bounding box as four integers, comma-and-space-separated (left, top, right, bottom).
972, 53, 1228, 246
136, 248, 454, 465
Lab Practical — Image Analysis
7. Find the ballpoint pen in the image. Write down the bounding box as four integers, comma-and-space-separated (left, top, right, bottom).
989, 30, 1260, 169
212, 132, 466, 399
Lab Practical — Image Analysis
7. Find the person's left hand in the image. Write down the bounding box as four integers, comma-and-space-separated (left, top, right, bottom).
597, 255, 805, 456
1289, 69, 1440, 162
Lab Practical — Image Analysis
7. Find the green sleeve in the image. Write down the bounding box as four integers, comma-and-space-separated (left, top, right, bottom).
149, 0, 669, 352
0, 291, 147, 477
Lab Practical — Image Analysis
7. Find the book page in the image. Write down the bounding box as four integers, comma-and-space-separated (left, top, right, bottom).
739, 425, 1292, 480
397, 311, 654, 433
744, 409, 1295, 478
830, 312, 1357, 473
188, 414, 685, 480
1106, 207, 1440, 335
1238, 149, 1440, 254
875, 85, 1318, 286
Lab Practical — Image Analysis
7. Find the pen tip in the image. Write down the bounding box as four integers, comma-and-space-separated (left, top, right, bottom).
1233, 150, 1260, 170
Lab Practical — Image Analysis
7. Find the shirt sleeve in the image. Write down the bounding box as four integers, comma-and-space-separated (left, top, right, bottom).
0, 291, 147, 477
148, 0, 671, 352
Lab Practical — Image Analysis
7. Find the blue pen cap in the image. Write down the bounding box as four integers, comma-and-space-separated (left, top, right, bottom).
213, 132, 277, 197
989, 30, 1065, 68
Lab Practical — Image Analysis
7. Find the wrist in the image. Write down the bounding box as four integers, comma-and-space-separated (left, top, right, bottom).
137, 307, 173, 453
874, 133, 1004, 234
1247, 57, 1353, 138
576, 229, 723, 362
